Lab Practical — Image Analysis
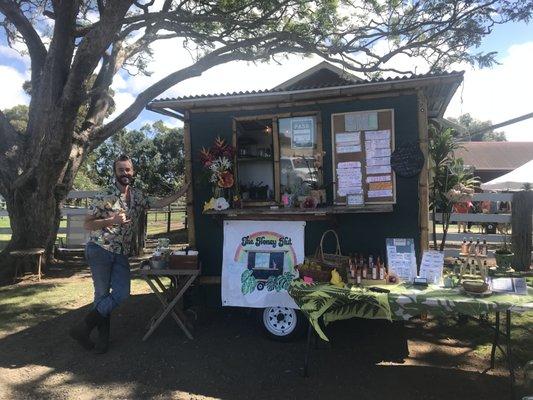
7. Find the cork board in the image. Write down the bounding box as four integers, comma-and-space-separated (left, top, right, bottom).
331, 109, 396, 206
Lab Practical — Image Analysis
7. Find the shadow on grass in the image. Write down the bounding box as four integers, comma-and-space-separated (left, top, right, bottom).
0, 296, 516, 400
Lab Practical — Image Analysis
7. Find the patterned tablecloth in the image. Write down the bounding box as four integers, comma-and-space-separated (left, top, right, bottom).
288, 281, 533, 341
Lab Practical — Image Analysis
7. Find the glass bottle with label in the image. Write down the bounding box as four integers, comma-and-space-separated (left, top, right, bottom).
461, 238, 468, 254
378, 256, 385, 280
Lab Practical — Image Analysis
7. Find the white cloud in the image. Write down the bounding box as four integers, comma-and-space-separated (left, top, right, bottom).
445, 42, 533, 141
0, 65, 30, 109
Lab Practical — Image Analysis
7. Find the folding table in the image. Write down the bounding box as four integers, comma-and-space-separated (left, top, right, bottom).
139, 267, 200, 341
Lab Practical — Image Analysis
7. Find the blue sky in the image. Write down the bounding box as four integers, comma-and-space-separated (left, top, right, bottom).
1, 19, 532, 141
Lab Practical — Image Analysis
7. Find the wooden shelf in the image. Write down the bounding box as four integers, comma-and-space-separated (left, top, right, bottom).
204, 205, 393, 220
237, 157, 273, 162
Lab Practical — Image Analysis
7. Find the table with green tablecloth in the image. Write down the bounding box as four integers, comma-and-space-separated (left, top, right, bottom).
288, 280, 533, 391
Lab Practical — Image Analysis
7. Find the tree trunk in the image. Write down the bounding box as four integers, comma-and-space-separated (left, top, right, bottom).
0, 178, 63, 283
439, 212, 451, 252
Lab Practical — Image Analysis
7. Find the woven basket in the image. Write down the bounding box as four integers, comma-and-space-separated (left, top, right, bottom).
307, 230, 350, 280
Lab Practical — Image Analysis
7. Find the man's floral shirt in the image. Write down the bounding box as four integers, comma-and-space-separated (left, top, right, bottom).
88, 185, 154, 255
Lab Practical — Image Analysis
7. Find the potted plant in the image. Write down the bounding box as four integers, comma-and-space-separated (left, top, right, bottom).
494, 223, 514, 269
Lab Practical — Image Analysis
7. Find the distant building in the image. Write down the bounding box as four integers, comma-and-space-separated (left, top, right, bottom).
455, 142, 533, 183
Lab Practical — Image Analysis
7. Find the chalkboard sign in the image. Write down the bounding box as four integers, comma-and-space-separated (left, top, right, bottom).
331, 109, 396, 206
390, 143, 424, 178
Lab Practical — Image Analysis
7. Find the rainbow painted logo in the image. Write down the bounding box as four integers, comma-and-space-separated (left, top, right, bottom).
234, 231, 297, 269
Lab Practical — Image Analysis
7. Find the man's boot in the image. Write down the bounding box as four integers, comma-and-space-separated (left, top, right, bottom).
94, 316, 110, 354
69, 308, 105, 350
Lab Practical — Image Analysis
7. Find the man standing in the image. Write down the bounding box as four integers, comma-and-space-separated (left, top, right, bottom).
69, 155, 188, 353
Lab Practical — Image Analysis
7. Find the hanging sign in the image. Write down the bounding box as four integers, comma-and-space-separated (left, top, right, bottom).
222, 220, 305, 308
291, 117, 315, 149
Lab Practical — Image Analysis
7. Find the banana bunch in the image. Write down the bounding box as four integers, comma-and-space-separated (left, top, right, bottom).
330, 269, 344, 287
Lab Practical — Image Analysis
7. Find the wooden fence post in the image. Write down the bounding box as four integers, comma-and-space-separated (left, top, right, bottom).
167, 204, 171, 233
511, 191, 532, 271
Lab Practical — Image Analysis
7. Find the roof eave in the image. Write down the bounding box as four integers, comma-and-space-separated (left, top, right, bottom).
149, 72, 464, 115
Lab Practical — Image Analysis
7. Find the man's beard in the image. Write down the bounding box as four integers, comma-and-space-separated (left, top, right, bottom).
116, 174, 134, 186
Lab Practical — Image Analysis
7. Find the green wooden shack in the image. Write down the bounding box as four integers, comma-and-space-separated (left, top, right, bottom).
147, 62, 462, 337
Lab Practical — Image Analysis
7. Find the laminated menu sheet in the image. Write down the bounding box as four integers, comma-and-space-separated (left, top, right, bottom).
419, 250, 444, 284
386, 238, 417, 283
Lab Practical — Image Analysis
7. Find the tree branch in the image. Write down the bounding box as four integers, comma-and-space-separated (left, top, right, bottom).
63, 0, 133, 106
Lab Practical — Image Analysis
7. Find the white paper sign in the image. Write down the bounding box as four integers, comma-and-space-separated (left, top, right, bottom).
367, 165, 392, 175
338, 161, 361, 169
345, 112, 378, 131
386, 238, 417, 283
366, 157, 391, 166
419, 251, 444, 284
367, 148, 392, 158
365, 130, 391, 141
222, 220, 305, 308
368, 189, 393, 198
337, 188, 364, 196
366, 175, 391, 183
336, 132, 360, 144
365, 139, 390, 149
347, 194, 364, 206
291, 117, 314, 149
337, 168, 362, 177
337, 145, 361, 154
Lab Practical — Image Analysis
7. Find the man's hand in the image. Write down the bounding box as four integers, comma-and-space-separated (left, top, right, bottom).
111, 211, 131, 225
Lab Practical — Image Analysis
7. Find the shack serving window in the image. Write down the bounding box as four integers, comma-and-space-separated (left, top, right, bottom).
234, 113, 323, 206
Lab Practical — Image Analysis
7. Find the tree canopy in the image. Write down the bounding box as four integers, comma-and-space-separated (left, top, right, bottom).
87, 121, 185, 196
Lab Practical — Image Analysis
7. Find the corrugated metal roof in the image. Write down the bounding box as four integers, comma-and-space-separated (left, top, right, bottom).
151, 70, 463, 103
455, 142, 533, 171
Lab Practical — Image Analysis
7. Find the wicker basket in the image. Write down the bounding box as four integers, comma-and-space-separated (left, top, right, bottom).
307, 230, 350, 280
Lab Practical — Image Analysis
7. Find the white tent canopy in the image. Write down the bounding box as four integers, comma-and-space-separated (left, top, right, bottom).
481, 160, 533, 191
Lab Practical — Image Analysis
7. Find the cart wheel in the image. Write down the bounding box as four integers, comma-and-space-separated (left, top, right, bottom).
258, 307, 306, 342
257, 282, 265, 291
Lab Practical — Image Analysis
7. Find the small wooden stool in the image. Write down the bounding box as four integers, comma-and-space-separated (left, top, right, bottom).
10, 248, 45, 282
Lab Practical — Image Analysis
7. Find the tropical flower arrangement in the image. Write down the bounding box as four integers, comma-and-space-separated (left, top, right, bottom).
200, 137, 236, 211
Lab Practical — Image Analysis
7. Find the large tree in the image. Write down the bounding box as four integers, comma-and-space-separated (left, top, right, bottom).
0, 0, 532, 280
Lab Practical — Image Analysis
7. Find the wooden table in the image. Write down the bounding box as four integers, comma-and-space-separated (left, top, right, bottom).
10, 248, 45, 282
139, 267, 200, 341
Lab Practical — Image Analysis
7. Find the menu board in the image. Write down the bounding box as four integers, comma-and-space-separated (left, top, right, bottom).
386, 238, 417, 282
332, 109, 396, 205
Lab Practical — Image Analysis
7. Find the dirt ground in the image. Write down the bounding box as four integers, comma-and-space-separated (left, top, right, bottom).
0, 252, 531, 399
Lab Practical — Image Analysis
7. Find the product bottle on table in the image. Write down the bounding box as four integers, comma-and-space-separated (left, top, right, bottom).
468, 238, 475, 254
378, 256, 385, 280
461, 238, 468, 254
